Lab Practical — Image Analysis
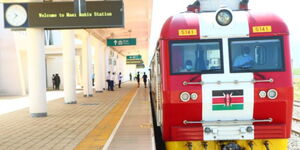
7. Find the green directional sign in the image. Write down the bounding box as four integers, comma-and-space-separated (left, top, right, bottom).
126, 55, 142, 64
107, 38, 136, 46
126, 55, 141, 60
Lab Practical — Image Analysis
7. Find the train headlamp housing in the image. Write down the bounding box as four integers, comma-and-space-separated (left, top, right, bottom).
259, 91, 267, 98
180, 92, 190, 102
267, 89, 278, 99
216, 9, 233, 26
190, 93, 198, 100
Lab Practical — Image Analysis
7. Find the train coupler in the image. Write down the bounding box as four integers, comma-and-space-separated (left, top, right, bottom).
221, 142, 243, 150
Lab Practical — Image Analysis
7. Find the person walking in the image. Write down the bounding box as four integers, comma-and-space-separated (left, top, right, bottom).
129, 73, 132, 81
54, 74, 61, 90
136, 72, 140, 87
110, 72, 116, 91
52, 74, 56, 90
142, 72, 148, 88
118, 72, 123, 88
106, 71, 111, 91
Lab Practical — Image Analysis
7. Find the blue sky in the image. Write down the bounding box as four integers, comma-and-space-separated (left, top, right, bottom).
150, 0, 300, 68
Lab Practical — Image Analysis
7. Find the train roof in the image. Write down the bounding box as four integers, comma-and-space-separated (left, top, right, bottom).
160, 11, 289, 40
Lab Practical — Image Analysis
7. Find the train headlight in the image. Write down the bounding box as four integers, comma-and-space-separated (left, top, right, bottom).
190, 93, 198, 100
216, 9, 233, 26
267, 89, 278, 99
259, 91, 267, 98
180, 92, 190, 102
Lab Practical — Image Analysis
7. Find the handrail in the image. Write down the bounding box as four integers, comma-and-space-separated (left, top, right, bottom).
183, 118, 272, 125
182, 78, 273, 86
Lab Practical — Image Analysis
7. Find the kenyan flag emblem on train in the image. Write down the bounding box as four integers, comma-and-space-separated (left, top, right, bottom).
212, 90, 244, 111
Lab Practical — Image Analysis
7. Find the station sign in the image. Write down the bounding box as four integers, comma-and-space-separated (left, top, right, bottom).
3, 1, 124, 29
107, 38, 136, 46
126, 60, 143, 64
136, 63, 145, 68
126, 55, 141, 60
126, 55, 142, 64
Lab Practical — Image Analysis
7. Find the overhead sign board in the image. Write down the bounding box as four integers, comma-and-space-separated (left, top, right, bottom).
126, 55, 141, 60
136, 63, 145, 68
126, 55, 142, 64
107, 38, 136, 46
3, 1, 124, 29
126, 60, 143, 64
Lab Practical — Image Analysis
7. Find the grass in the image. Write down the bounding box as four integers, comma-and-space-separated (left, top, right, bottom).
294, 68, 300, 75
294, 78, 300, 100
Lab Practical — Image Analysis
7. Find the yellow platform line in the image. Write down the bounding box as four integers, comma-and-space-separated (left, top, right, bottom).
75, 87, 137, 150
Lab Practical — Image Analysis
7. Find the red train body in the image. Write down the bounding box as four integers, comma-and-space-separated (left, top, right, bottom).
150, 1, 293, 149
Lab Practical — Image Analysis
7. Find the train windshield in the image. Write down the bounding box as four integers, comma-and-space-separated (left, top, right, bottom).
229, 37, 284, 72
170, 40, 223, 74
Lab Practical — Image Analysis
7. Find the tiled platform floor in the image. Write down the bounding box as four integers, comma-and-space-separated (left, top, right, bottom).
0, 82, 153, 150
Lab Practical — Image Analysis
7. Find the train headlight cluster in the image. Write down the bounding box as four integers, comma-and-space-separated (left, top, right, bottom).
180, 92, 190, 102
216, 9, 233, 26
259, 89, 278, 100
180, 92, 198, 102
267, 89, 278, 99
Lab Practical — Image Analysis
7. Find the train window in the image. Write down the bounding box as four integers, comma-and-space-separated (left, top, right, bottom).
229, 37, 284, 72
170, 40, 223, 74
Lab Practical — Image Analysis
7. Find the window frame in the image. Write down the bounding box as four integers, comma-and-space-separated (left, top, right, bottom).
228, 36, 285, 73
169, 39, 224, 75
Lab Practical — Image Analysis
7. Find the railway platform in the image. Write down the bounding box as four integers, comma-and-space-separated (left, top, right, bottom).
0, 82, 154, 150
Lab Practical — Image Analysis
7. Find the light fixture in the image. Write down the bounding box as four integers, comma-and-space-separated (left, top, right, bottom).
267, 89, 278, 99
180, 92, 190, 102
190, 93, 198, 100
259, 91, 267, 98
216, 9, 233, 26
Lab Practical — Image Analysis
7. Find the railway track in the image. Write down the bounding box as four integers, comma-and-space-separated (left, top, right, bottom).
292, 101, 300, 136
290, 102, 300, 149
292, 116, 300, 136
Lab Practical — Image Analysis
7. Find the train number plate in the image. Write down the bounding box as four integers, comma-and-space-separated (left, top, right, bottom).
252, 26, 272, 33
178, 29, 198, 36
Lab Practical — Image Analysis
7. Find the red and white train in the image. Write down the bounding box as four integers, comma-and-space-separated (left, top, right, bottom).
150, 0, 293, 149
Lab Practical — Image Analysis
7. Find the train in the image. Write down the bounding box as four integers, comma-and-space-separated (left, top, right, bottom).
149, 0, 293, 149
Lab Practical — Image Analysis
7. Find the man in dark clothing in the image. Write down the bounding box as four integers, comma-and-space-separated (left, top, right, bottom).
136, 72, 140, 87
54, 74, 61, 90
142, 72, 148, 88
52, 74, 56, 90
129, 73, 132, 81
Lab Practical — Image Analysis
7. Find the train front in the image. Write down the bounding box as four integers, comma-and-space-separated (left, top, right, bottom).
157, 0, 293, 149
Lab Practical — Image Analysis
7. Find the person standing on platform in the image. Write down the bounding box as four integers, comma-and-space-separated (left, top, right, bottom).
52, 74, 56, 90
111, 72, 116, 91
129, 73, 132, 81
118, 72, 123, 88
106, 71, 111, 91
136, 72, 140, 87
54, 74, 61, 90
92, 73, 95, 86
142, 72, 148, 88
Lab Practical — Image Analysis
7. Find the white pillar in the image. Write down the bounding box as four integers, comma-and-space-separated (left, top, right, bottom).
62, 30, 76, 104
94, 42, 103, 92
81, 33, 93, 97
27, 28, 47, 117
100, 45, 106, 91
